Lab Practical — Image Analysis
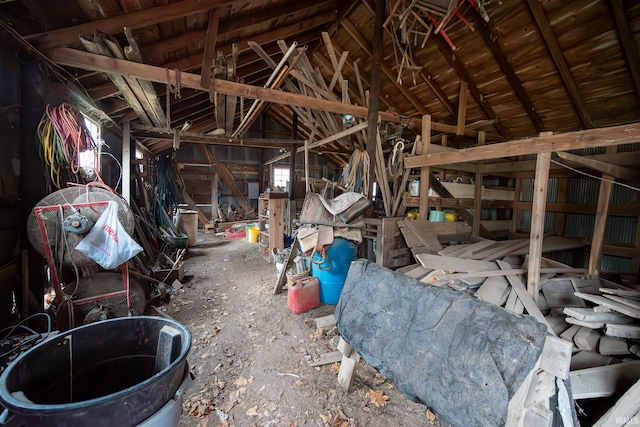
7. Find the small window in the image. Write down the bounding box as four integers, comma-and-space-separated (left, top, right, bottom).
273, 167, 289, 188
80, 115, 101, 175
135, 149, 144, 173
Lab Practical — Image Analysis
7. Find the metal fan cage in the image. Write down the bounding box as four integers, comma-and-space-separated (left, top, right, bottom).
27, 186, 135, 267
27, 186, 142, 329
70, 273, 146, 319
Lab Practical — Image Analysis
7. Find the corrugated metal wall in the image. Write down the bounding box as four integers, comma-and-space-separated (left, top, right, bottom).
518, 177, 557, 233
552, 170, 635, 273
519, 178, 559, 203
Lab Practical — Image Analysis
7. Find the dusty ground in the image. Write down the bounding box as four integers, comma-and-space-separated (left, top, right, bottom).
156, 231, 439, 427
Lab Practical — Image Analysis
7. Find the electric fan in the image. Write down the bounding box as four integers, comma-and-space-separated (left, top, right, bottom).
27, 186, 135, 267
68, 272, 146, 322
27, 186, 144, 328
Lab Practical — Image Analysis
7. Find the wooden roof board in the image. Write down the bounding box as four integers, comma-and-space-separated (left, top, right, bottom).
2, 0, 640, 155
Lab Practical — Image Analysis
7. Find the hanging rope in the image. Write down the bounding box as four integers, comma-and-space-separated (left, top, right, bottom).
343, 148, 370, 196
37, 103, 100, 189
387, 139, 406, 179
153, 154, 185, 235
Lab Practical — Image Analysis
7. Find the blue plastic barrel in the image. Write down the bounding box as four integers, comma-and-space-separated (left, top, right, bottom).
311, 238, 357, 304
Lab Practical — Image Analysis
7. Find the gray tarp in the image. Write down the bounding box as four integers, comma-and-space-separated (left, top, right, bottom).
335, 260, 547, 427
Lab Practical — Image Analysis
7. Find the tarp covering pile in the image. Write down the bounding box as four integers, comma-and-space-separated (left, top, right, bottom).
335, 260, 547, 427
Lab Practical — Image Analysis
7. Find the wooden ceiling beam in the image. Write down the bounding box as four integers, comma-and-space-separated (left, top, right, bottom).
526, 0, 595, 128
360, 0, 458, 120
26, 0, 239, 50
609, 0, 640, 102
143, 12, 336, 64
200, 9, 220, 90
433, 34, 509, 139
87, 81, 120, 100
217, 0, 339, 41
132, 126, 302, 149
341, 18, 429, 116
467, 7, 545, 133
556, 151, 637, 181
404, 122, 640, 168
46, 47, 465, 135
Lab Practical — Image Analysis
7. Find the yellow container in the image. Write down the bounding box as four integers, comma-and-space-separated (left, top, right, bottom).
444, 213, 459, 222
248, 226, 260, 243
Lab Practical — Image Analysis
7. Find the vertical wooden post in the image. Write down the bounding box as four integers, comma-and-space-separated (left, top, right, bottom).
588, 174, 614, 276
122, 121, 131, 203
269, 164, 273, 188
211, 173, 219, 220
527, 151, 551, 301
289, 112, 298, 199
418, 115, 431, 218
456, 81, 468, 136
365, 0, 384, 198
473, 131, 486, 235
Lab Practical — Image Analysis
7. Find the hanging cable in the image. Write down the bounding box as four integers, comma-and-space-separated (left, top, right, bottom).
548, 155, 640, 193
37, 103, 100, 189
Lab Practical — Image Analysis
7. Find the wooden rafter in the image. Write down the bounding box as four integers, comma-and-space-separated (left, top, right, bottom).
132, 126, 303, 149
341, 18, 430, 115
467, 7, 545, 133
142, 12, 336, 65
405, 122, 640, 167
555, 151, 637, 181
361, 0, 458, 119
609, 0, 640, 102
200, 9, 220, 90
26, 0, 238, 50
46, 47, 484, 136
526, 0, 595, 128
122, 28, 167, 127
198, 145, 253, 213
434, 34, 509, 139
79, 34, 154, 127
87, 81, 119, 100
456, 81, 468, 136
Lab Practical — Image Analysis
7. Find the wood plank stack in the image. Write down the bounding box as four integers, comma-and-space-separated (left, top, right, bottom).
396, 221, 640, 425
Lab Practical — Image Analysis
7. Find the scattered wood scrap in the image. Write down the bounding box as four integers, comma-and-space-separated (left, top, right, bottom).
506, 333, 575, 426
570, 361, 640, 399
393, 231, 640, 421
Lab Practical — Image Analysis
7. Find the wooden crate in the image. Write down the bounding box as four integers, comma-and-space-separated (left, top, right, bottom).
362, 217, 411, 269
153, 263, 185, 283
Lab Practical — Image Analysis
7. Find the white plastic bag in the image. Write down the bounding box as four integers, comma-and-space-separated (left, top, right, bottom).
75, 201, 143, 269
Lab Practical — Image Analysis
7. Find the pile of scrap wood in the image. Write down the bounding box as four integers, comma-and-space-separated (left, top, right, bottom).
395, 229, 640, 424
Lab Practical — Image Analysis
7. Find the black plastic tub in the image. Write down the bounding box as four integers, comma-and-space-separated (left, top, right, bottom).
0, 316, 191, 427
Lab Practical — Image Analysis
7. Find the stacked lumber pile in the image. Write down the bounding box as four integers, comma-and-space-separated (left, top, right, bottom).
396, 227, 640, 425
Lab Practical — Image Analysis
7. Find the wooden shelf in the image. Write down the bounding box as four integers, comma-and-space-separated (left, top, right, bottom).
258, 193, 287, 263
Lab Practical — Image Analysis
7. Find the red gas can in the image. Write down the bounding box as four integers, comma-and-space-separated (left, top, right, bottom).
287, 276, 320, 314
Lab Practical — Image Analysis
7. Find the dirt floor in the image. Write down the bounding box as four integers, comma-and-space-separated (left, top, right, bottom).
156, 231, 440, 427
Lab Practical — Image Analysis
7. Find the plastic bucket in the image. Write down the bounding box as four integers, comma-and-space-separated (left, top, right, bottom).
429, 210, 445, 222
311, 238, 357, 304
0, 317, 191, 427
177, 210, 198, 247
444, 213, 459, 222
248, 227, 259, 243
